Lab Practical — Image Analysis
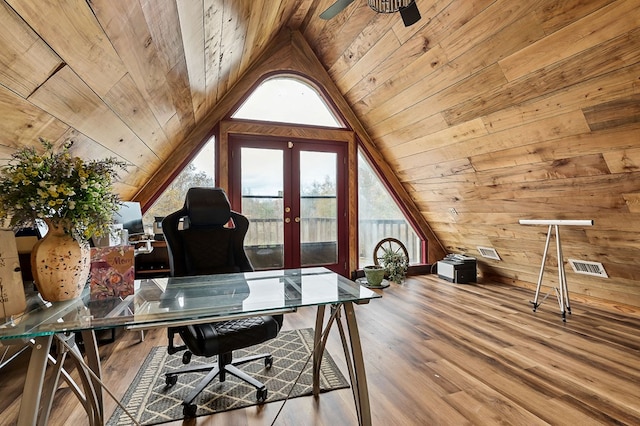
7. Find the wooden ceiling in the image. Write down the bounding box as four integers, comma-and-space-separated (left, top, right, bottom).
1, 0, 640, 308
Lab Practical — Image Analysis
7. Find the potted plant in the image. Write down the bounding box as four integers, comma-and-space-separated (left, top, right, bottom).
363, 264, 385, 287
380, 246, 409, 283
0, 138, 127, 301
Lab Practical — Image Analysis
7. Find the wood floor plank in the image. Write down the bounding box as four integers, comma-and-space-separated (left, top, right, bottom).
2, 274, 640, 425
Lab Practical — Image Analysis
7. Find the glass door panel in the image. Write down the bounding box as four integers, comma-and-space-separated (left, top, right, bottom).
230, 136, 347, 275
240, 147, 284, 269
299, 151, 338, 266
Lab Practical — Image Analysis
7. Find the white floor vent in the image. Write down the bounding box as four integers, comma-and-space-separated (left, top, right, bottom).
568, 259, 608, 278
477, 246, 501, 261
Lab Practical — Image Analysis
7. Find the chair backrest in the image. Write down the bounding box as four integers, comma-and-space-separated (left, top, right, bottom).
162, 187, 253, 277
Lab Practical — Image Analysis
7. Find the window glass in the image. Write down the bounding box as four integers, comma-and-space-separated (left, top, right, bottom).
358, 149, 422, 267
232, 77, 343, 128
142, 138, 215, 235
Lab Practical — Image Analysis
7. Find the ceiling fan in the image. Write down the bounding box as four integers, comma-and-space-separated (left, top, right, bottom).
320, 0, 421, 27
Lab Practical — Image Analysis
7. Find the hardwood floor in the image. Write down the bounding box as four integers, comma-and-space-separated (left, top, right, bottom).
2, 274, 640, 425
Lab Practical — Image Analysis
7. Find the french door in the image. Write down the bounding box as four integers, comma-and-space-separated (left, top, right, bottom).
229, 135, 348, 275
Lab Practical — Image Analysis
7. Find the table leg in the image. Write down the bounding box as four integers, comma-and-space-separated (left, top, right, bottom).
80, 330, 104, 422
313, 304, 326, 396
18, 334, 53, 426
343, 302, 372, 426
313, 303, 372, 426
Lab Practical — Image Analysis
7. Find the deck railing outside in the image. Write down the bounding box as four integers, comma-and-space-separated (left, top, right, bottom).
245, 218, 421, 267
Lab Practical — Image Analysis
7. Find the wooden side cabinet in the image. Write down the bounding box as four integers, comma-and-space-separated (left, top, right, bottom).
134, 240, 170, 278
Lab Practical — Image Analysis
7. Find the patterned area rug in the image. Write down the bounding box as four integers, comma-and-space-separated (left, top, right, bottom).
107, 328, 349, 425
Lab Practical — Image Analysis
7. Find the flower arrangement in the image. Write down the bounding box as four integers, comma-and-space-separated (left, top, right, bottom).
0, 138, 127, 241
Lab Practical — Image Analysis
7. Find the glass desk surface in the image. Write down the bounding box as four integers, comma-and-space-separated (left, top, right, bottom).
0, 267, 381, 340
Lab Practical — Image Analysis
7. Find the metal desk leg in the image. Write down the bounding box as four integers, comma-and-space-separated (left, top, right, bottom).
313, 304, 326, 397
80, 330, 104, 422
18, 334, 53, 426
313, 303, 372, 426
343, 302, 372, 426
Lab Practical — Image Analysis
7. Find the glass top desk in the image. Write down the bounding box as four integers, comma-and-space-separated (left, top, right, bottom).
0, 267, 380, 426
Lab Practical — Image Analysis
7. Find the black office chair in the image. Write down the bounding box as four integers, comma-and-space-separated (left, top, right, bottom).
161, 187, 282, 418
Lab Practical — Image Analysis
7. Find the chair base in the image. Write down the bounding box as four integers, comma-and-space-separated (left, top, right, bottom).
165, 352, 273, 418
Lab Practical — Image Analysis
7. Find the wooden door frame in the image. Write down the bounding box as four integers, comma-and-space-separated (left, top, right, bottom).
220, 120, 356, 276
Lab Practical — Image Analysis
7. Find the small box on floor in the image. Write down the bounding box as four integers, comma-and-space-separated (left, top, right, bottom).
437, 255, 476, 284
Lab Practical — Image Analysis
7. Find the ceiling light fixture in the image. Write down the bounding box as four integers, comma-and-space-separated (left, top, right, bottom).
367, 0, 410, 13
320, 0, 421, 27
367, 0, 421, 26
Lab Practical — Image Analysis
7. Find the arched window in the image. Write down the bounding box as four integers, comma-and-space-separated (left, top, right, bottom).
232, 76, 344, 128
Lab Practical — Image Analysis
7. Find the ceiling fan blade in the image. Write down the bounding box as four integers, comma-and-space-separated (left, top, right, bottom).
319, 0, 356, 20
399, 1, 421, 27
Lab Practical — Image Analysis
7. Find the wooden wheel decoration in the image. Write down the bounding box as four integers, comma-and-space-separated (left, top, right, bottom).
373, 237, 409, 266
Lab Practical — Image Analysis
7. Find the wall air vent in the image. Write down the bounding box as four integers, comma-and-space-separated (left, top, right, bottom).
568, 259, 608, 278
477, 246, 501, 261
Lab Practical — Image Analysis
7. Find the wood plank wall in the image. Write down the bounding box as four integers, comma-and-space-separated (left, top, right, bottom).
296, 0, 640, 308
0, 0, 639, 308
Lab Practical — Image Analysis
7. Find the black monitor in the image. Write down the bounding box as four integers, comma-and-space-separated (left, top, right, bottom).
113, 201, 145, 236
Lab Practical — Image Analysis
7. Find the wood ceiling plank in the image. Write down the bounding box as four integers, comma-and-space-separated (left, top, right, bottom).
392, 0, 474, 46
299, 0, 331, 44
420, 195, 625, 215
90, 0, 176, 128
328, 12, 396, 84
476, 154, 611, 186
313, 2, 374, 67
483, 62, 640, 133
0, 85, 69, 149
57, 128, 149, 192
369, 109, 449, 143
622, 193, 640, 213
219, 0, 251, 96
27, 65, 159, 171
537, 0, 618, 35
345, 40, 445, 107
335, 29, 400, 93
6, 0, 127, 97
287, 0, 316, 30
103, 74, 171, 158
603, 147, 640, 174
414, 155, 611, 197
583, 94, 640, 132
359, 11, 543, 129
396, 110, 590, 171
399, 157, 474, 182
446, 27, 640, 126
203, 0, 224, 107
176, 0, 207, 121
471, 124, 640, 172
349, 0, 495, 109
438, 0, 543, 64
141, 0, 196, 137
0, 1, 62, 98
499, 0, 640, 82
365, 63, 507, 127
390, 118, 488, 160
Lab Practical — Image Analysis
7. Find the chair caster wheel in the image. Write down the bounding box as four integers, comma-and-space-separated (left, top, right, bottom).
265, 355, 273, 369
182, 351, 192, 364
165, 375, 178, 387
183, 403, 197, 418
257, 387, 268, 403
